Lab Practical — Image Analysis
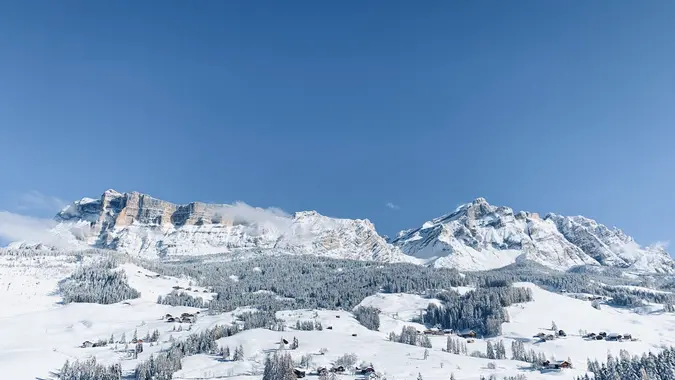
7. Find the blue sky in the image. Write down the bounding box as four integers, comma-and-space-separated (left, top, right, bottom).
0, 1, 674, 246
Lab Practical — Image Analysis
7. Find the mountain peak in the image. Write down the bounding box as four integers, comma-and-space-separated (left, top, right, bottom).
42, 190, 411, 263
392, 201, 674, 273
472, 197, 489, 205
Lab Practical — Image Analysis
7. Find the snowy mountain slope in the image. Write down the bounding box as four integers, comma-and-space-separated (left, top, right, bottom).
5, 251, 675, 380
11, 191, 673, 273
33, 189, 412, 263
391, 198, 675, 273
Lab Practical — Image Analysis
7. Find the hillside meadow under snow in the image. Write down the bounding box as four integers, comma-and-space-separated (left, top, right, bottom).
2, 251, 675, 380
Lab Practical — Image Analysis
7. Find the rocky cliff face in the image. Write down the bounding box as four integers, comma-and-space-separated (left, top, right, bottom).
53, 190, 411, 262
391, 198, 675, 273
16, 191, 672, 273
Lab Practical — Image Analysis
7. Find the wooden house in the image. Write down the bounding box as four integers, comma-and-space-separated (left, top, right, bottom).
543, 360, 571, 370
293, 369, 306, 378
458, 329, 477, 338
81, 341, 93, 348
606, 333, 622, 341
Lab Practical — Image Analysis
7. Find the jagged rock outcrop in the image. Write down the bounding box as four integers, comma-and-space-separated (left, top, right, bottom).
52, 190, 411, 262
391, 198, 675, 273
13, 191, 672, 273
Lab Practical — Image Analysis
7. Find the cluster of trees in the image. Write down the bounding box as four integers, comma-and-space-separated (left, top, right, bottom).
334, 353, 359, 368
134, 345, 184, 380
582, 348, 675, 380
469, 261, 675, 308
295, 320, 322, 331
479, 376, 527, 380
510, 341, 547, 365
388, 326, 432, 348
157, 291, 205, 307
486, 341, 507, 360
58, 259, 140, 304
353, 306, 380, 331
263, 351, 296, 380
423, 286, 533, 337
238, 311, 285, 331
134, 255, 467, 313
59, 357, 122, 380
445, 337, 468, 355
133, 323, 244, 379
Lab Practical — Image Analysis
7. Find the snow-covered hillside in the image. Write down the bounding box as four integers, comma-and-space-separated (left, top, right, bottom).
3, 251, 675, 380
391, 198, 675, 273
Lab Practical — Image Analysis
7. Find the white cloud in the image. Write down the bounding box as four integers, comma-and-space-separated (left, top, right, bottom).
651, 241, 670, 250
0, 211, 78, 248
386, 202, 400, 210
16, 190, 67, 212
215, 202, 293, 234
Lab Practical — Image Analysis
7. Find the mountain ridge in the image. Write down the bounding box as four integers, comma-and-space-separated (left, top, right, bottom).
10, 190, 674, 273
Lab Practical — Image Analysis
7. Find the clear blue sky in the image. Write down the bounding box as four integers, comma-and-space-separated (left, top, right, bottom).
1, 1, 674, 245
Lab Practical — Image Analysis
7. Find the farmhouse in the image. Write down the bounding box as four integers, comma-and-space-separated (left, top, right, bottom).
542, 360, 571, 370
330, 366, 345, 373
81, 341, 93, 348
293, 369, 306, 378
458, 329, 477, 338
606, 333, 622, 341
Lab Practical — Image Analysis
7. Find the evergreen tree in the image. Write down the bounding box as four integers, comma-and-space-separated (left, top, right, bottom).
234, 345, 244, 361
291, 337, 299, 350
486, 341, 496, 359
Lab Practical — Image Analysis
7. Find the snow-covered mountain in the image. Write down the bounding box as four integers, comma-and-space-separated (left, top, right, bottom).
391, 198, 675, 273
10, 191, 673, 273
36, 189, 411, 262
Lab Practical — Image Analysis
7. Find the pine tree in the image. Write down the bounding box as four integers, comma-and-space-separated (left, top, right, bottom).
551, 321, 557, 331
291, 336, 299, 350
120, 332, 126, 344
223, 345, 230, 360
417, 372, 423, 380
234, 344, 244, 361
108, 333, 114, 344
424, 349, 429, 360
486, 341, 495, 359
132, 328, 138, 343
420, 335, 432, 348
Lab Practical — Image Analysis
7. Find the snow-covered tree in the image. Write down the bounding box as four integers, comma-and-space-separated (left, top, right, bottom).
353, 306, 380, 331
233, 345, 244, 361
486, 341, 495, 359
